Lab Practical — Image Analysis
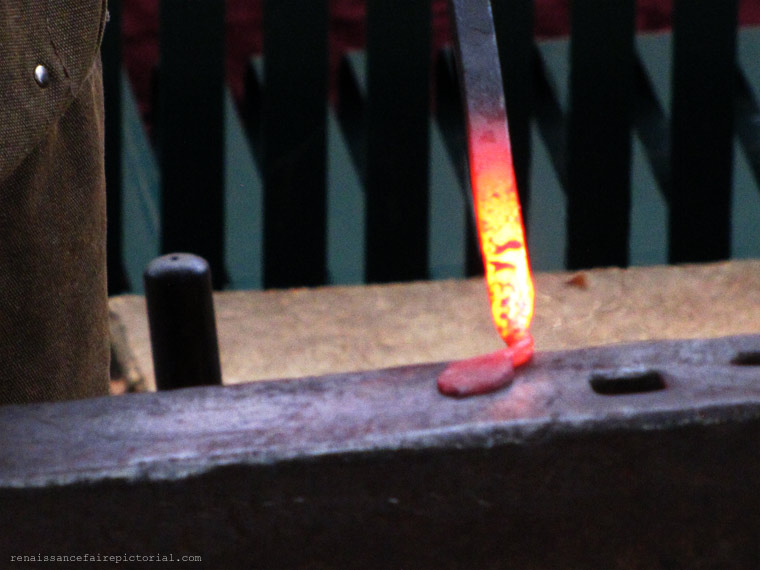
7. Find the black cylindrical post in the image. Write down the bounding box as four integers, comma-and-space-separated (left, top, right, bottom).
144, 254, 222, 390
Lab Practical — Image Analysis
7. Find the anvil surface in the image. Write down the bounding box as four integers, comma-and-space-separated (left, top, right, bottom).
2, 334, 760, 568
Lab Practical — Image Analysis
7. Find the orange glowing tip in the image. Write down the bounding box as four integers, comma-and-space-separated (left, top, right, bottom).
468, 120, 535, 364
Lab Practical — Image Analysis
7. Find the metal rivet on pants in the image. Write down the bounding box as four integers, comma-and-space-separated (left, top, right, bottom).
34, 64, 50, 88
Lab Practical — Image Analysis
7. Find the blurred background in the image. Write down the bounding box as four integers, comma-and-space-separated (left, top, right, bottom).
104, 0, 760, 295
122, 0, 760, 122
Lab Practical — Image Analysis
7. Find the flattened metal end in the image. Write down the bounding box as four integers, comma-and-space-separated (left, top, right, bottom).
437, 349, 515, 397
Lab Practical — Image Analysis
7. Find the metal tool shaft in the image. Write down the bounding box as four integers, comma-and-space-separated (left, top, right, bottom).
449, 0, 511, 142
448, 0, 534, 351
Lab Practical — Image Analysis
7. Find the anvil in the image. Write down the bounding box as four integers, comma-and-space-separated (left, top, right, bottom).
1, 335, 760, 568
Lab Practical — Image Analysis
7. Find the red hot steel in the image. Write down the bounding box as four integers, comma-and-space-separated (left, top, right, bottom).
439, 0, 535, 397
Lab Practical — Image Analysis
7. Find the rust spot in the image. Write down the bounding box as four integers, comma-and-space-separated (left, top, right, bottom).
565, 273, 589, 289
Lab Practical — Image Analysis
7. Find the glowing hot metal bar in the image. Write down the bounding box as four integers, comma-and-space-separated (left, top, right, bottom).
440, 0, 534, 395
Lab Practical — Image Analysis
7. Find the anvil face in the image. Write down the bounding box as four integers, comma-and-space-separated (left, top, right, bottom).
2, 335, 760, 568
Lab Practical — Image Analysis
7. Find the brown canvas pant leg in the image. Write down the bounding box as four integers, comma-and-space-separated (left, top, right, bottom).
0, 2, 110, 404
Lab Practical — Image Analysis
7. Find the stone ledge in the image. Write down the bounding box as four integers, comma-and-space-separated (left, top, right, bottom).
109, 259, 760, 391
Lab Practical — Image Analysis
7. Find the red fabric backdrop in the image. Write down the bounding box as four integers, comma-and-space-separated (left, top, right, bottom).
122, 0, 760, 122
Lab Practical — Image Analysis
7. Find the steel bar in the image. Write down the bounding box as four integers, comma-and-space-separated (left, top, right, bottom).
448, 0, 512, 173
448, 0, 533, 352
2, 335, 760, 568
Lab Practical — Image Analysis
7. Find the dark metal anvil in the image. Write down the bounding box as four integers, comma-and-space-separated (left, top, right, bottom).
2, 334, 760, 569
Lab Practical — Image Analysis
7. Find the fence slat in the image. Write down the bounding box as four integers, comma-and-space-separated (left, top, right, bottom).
566, 0, 636, 269
434, 48, 482, 276
158, 0, 226, 288
491, 0, 534, 223
365, 0, 431, 283
670, 0, 739, 263
102, 0, 129, 294
262, 0, 329, 288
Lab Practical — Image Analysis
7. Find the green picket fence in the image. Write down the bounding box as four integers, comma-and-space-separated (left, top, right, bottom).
102, 0, 760, 294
